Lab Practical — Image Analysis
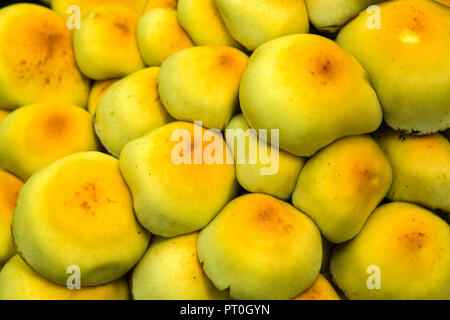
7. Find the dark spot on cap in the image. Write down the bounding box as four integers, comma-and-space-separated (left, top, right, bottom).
44, 114, 67, 136
400, 231, 427, 252
43, 33, 63, 63
309, 55, 340, 84
114, 20, 130, 34
81, 201, 92, 212
217, 53, 236, 70
258, 208, 276, 224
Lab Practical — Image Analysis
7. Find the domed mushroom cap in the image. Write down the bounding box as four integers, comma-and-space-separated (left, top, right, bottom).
73, 4, 145, 80
214, 0, 309, 51
12, 152, 151, 286
226, 113, 305, 200
337, 0, 450, 134
94, 67, 173, 157
305, 0, 383, 32
198, 193, 323, 300
178, 0, 239, 47
240, 34, 382, 157
158, 46, 248, 130
132, 233, 229, 300
137, 8, 194, 67
0, 4, 90, 109
375, 127, 450, 213
120, 121, 238, 237
0, 103, 100, 180
0, 255, 130, 300
330, 202, 450, 300
292, 135, 392, 243
87, 79, 119, 116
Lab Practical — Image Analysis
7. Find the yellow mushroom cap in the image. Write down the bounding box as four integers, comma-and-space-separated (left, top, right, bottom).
240, 33, 382, 157
73, 4, 145, 80
120, 121, 238, 237
177, 0, 239, 47
330, 202, 450, 300
132, 233, 229, 300
214, 0, 310, 51
94, 67, 173, 157
305, 0, 384, 32
158, 45, 248, 130
292, 135, 392, 243
226, 113, 305, 200
375, 127, 450, 213
0, 255, 129, 300
0, 103, 100, 180
12, 151, 151, 286
87, 79, 119, 116
198, 193, 323, 300
0, 4, 90, 109
337, 0, 450, 134
137, 8, 194, 67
